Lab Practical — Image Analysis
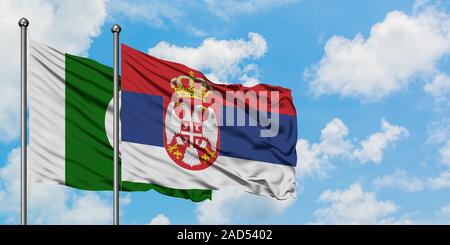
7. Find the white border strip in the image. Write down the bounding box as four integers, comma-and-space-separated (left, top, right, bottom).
29, 41, 66, 184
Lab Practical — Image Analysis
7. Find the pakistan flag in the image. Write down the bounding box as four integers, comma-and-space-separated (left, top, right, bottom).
29, 41, 211, 202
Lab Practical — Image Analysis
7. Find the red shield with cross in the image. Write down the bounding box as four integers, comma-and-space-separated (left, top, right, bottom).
163, 73, 220, 171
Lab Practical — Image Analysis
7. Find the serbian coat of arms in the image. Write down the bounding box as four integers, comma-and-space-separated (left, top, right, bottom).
163, 71, 220, 170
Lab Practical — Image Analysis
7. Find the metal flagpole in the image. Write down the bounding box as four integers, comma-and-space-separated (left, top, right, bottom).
111, 24, 121, 225
18, 17, 29, 226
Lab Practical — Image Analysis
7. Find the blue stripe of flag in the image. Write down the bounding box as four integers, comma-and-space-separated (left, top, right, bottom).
121, 91, 297, 166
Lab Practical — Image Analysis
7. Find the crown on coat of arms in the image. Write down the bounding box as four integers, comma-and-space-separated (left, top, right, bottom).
170, 71, 211, 101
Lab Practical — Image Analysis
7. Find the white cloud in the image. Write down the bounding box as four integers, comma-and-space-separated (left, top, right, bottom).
352, 119, 409, 164
120, 193, 132, 206
427, 117, 450, 144
0, 148, 22, 215
238, 64, 262, 87
372, 169, 424, 192
108, 1, 296, 36
196, 189, 293, 224
297, 118, 408, 177
0, 148, 114, 224
439, 140, 450, 165
296, 139, 329, 177
426, 119, 450, 174
108, 0, 181, 28
239, 75, 261, 87
49, 193, 112, 225
204, 0, 297, 20
424, 73, 450, 98
296, 118, 350, 177
148, 32, 267, 86
437, 202, 450, 217
318, 118, 352, 156
313, 183, 410, 224
428, 170, 450, 189
0, 0, 107, 142
306, 6, 450, 101
148, 214, 171, 225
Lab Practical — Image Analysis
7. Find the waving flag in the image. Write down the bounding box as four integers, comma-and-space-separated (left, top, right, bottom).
29, 41, 211, 202
121, 44, 297, 199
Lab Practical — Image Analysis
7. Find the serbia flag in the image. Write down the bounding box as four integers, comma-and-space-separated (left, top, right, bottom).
121, 44, 297, 199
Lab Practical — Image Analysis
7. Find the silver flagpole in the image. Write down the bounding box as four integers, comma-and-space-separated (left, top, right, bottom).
18, 17, 29, 226
111, 24, 121, 225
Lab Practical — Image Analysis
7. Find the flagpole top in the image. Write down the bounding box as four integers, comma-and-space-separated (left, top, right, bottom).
111, 24, 121, 33
18, 18, 29, 27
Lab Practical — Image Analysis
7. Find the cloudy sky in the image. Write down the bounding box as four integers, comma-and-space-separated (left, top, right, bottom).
1, 0, 450, 224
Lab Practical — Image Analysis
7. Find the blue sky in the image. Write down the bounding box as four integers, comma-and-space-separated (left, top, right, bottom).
1, 0, 450, 224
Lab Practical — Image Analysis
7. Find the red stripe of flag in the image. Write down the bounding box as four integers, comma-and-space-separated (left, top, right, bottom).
121, 44, 296, 116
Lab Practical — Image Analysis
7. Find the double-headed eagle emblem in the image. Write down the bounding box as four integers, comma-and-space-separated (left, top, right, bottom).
164, 72, 219, 170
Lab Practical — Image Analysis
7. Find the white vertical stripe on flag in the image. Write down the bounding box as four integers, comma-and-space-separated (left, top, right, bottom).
29, 41, 66, 184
